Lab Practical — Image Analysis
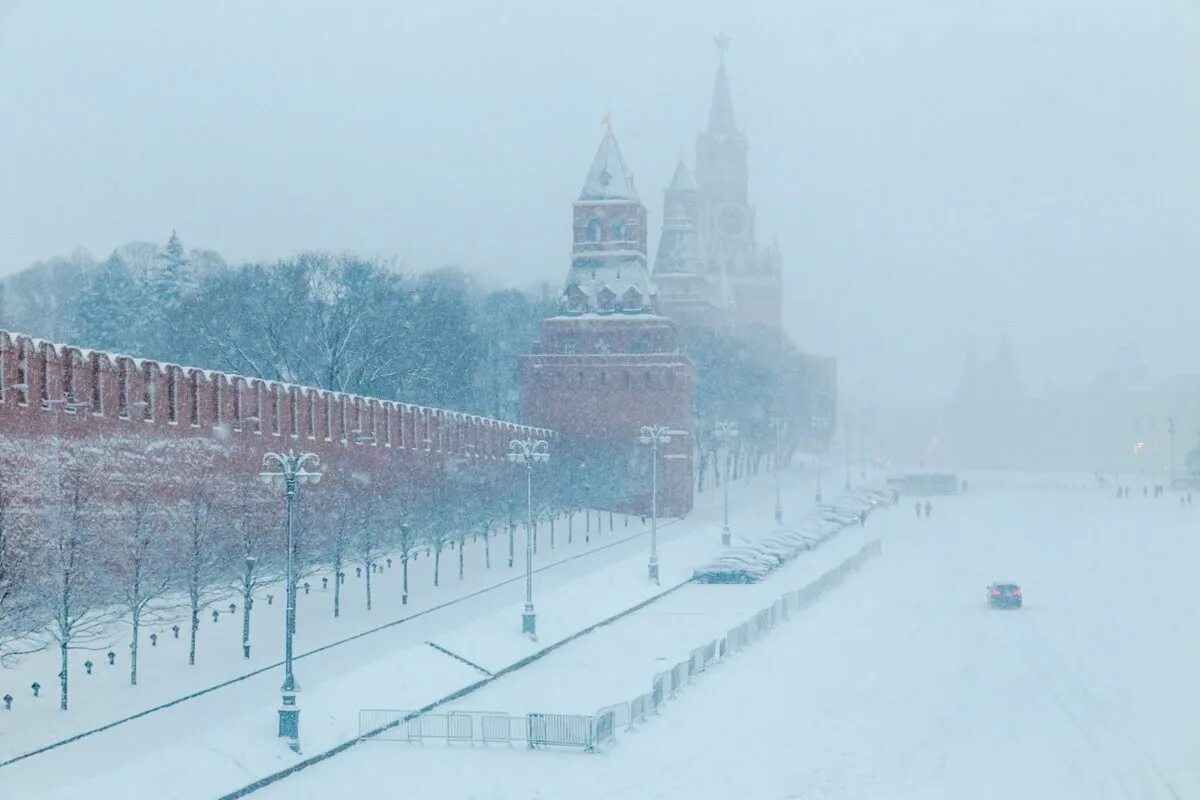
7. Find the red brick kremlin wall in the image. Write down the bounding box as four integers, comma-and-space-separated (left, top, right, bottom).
0, 330, 554, 507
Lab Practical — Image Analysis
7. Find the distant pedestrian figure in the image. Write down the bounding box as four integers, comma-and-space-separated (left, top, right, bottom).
924, 501, 932, 518
1188, 492, 1194, 506
1143, 486, 1149, 498
914, 502, 922, 518
859, 510, 867, 525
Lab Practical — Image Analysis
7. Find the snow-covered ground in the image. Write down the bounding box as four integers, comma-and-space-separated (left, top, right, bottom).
251, 486, 1200, 799
0, 467, 827, 798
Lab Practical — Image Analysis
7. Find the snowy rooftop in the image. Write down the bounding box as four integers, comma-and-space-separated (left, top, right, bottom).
579, 129, 639, 202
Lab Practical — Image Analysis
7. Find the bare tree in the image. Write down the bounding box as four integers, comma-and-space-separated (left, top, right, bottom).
40, 469, 116, 710
354, 490, 384, 611
0, 475, 43, 666
109, 499, 174, 686
177, 492, 228, 667
316, 475, 363, 619
230, 493, 277, 659
428, 526, 449, 588
393, 513, 417, 605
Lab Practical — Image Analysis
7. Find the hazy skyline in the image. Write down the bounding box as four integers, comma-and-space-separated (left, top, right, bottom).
2, 0, 1197, 404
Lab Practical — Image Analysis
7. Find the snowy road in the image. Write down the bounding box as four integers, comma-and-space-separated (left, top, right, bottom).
254, 486, 1199, 799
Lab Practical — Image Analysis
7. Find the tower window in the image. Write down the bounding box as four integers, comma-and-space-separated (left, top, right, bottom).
586, 218, 601, 242
611, 219, 625, 239
562, 338, 576, 355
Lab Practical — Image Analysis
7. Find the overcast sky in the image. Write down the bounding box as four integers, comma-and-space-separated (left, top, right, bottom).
1, 0, 1197, 404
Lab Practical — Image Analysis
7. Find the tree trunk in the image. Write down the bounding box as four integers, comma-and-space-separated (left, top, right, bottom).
458, 543, 464, 580
333, 555, 342, 618
402, 552, 409, 604
130, 610, 140, 686
434, 545, 441, 587
242, 585, 252, 658
507, 523, 515, 568
484, 527, 491, 569
365, 560, 373, 610
60, 640, 69, 711
188, 600, 199, 666
549, 517, 555, 550
609, 510, 614, 531
568, 513, 573, 544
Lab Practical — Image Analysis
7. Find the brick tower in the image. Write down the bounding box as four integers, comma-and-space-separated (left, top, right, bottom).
520, 126, 694, 516
653, 39, 784, 332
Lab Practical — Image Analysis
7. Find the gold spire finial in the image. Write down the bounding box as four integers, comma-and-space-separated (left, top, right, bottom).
714, 32, 731, 55
601, 112, 612, 134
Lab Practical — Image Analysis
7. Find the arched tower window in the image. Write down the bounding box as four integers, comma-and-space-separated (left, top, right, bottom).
586, 218, 601, 242
611, 218, 625, 240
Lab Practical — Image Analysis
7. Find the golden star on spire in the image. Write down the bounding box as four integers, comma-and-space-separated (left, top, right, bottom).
714, 32, 731, 53
601, 112, 612, 134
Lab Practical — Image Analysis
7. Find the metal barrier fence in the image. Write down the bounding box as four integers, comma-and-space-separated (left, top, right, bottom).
358, 540, 883, 757
358, 709, 597, 751
590, 539, 883, 745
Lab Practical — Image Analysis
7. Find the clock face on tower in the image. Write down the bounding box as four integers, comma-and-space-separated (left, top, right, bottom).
717, 204, 747, 238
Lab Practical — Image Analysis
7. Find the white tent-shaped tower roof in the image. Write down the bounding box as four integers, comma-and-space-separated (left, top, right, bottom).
579, 129, 639, 201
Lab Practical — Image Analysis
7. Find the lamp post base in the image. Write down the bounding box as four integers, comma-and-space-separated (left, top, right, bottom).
814, 491, 822, 504
648, 560, 659, 584
774, 507, 782, 524
522, 607, 536, 637
278, 693, 300, 754
721, 527, 731, 546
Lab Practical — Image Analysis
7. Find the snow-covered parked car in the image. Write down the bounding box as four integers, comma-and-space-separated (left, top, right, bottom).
771, 529, 820, 548
693, 558, 771, 584
723, 547, 779, 569
735, 541, 791, 563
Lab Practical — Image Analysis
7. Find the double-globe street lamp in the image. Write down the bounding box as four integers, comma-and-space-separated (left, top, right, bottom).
638, 425, 673, 584
810, 415, 829, 503
770, 419, 786, 524
507, 438, 549, 638
259, 450, 322, 754
713, 421, 738, 546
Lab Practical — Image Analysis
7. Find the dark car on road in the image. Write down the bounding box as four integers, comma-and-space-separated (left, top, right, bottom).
987, 582, 1023, 609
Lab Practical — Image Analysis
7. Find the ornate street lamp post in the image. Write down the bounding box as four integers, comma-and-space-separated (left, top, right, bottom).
258, 450, 322, 754
811, 415, 829, 503
507, 438, 549, 637
770, 419, 785, 524
713, 421, 737, 545
638, 425, 673, 583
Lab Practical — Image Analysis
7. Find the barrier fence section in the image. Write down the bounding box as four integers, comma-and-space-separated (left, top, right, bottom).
356, 539, 882, 756
591, 539, 883, 746
358, 709, 597, 751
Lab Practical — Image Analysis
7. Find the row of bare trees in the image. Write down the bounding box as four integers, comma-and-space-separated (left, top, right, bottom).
0, 442, 642, 711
